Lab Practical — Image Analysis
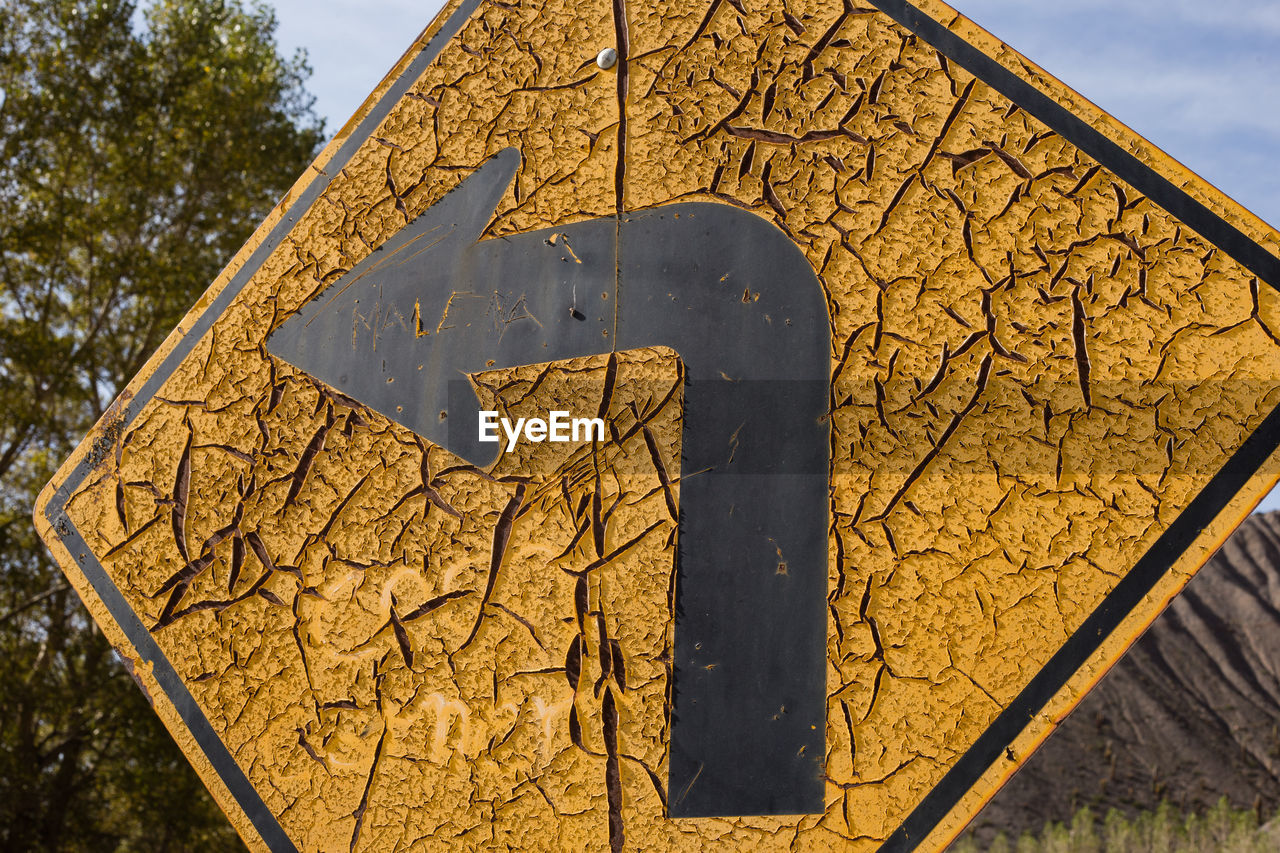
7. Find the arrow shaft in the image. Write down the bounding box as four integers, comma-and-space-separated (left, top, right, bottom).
614, 205, 829, 816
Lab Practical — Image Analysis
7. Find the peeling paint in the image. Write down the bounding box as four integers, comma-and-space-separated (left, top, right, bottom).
33, 0, 1280, 850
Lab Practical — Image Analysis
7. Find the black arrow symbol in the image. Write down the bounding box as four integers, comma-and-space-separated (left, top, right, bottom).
268, 149, 830, 817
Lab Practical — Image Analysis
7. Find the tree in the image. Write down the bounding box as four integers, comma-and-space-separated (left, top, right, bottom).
0, 0, 324, 848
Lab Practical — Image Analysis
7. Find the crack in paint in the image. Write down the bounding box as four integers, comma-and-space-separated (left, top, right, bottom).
49, 0, 1280, 848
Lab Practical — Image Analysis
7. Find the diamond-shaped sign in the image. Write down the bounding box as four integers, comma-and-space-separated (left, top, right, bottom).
36, 0, 1280, 850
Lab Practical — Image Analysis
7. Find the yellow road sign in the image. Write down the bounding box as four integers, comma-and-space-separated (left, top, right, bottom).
35, 0, 1280, 850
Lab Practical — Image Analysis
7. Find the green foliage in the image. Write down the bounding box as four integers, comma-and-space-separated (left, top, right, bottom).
951, 799, 1280, 853
0, 0, 323, 848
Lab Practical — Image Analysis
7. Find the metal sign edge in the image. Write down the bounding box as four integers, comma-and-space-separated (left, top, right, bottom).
867, 1, 1280, 849
28, 0, 1280, 849
31, 0, 486, 849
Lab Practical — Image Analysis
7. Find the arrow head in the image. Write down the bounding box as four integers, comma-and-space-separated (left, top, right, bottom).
267, 149, 612, 466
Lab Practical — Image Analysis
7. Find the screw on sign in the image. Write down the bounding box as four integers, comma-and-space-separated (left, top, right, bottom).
33, 1, 1280, 851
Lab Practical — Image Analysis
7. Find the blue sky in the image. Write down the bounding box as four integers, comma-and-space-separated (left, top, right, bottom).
269, 0, 437, 133
266, 0, 1280, 512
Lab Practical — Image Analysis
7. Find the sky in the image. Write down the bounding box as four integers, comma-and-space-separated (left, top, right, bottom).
266, 0, 1280, 512
269, 0, 441, 134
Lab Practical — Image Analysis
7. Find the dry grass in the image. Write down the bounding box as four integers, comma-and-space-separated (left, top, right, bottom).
951, 799, 1280, 852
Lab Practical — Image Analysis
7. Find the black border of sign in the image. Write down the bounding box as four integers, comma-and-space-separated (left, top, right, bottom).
37, 0, 1280, 850
40, 0, 485, 849
866, 1, 1280, 850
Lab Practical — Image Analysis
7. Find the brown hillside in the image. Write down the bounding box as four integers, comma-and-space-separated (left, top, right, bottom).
960, 510, 1280, 844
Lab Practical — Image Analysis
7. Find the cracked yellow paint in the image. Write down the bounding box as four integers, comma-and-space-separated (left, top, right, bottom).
34, 0, 1280, 850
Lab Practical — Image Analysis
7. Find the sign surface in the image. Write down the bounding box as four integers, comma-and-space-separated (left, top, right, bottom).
35, 0, 1280, 850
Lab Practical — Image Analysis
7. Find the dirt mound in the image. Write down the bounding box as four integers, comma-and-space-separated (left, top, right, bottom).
960, 510, 1280, 844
